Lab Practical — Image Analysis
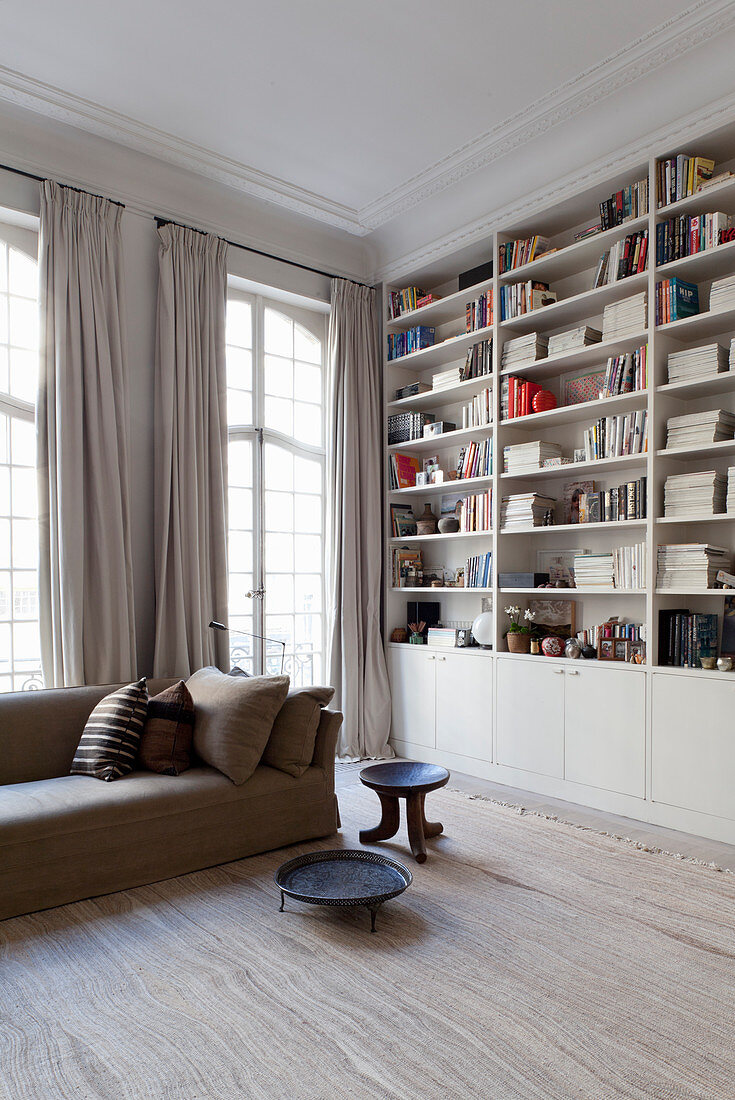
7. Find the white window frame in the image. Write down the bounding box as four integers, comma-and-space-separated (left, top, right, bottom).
226, 285, 327, 683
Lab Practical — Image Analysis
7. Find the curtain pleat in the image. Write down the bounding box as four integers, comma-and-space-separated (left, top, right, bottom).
37, 180, 136, 687
326, 279, 392, 760
152, 224, 229, 677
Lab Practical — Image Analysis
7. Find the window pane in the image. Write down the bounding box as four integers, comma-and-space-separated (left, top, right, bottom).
264, 396, 293, 436
295, 613, 321, 649
294, 362, 321, 402
10, 418, 35, 466
0, 298, 8, 345
294, 324, 321, 365
11, 468, 36, 518
9, 297, 38, 350
265, 532, 294, 573
226, 299, 252, 348
264, 309, 292, 357
294, 455, 321, 494
228, 487, 252, 530
0, 520, 9, 569
229, 576, 254, 615
13, 620, 40, 662
8, 348, 37, 404
264, 355, 293, 398
228, 440, 252, 487
295, 534, 321, 573
0, 573, 9, 619
295, 494, 321, 534
9, 248, 38, 298
293, 402, 322, 446
265, 615, 293, 653
228, 530, 253, 572
0, 468, 9, 516
264, 445, 293, 491
265, 491, 293, 532
264, 573, 293, 614
13, 571, 38, 619
295, 574, 322, 613
227, 388, 252, 426
11, 519, 37, 569
226, 346, 252, 390
0, 346, 8, 393
0, 242, 7, 292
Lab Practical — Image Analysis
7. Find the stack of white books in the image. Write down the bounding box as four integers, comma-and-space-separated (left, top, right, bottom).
709, 274, 735, 313
656, 543, 732, 589
613, 542, 646, 589
665, 409, 735, 449
503, 441, 562, 473
547, 326, 602, 356
601, 292, 647, 340
727, 467, 735, 513
432, 366, 463, 391
667, 343, 729, 383
500, 493, 556, 531
426, 626, 458, 648
663, 471, 726, 516
501, 332, 548, 369
573, 553, 614, 589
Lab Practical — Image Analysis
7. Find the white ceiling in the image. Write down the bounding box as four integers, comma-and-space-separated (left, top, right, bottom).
0, 0, 732, 235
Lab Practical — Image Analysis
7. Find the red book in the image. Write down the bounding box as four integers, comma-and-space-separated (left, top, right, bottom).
526, 382, 542, 412
638, 230, 648, 273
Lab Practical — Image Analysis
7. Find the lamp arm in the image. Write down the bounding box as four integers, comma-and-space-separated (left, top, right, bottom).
208, 621, 286, 675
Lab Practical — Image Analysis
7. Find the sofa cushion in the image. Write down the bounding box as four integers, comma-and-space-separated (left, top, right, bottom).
263, 686, 335, 777
187, 667, 289, 785
70, 679, 149, 781
138, 680, 195, 775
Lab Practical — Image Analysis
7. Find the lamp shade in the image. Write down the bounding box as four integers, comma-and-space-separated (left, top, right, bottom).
471, 611, 494, 648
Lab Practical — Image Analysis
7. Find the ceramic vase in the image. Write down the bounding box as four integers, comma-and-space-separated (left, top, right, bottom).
416, 503, 438, 536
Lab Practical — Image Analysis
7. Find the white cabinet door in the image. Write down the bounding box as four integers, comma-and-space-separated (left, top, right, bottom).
496, 658, 565, 777
564, 665, 646, 797
652, 674, 735, 821
435, 653, 493, 762
387, 646, 437, 749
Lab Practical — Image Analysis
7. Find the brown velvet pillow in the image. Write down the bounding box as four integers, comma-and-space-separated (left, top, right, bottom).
138, 680, 195, 776
187, 667, 290, 785
262, 685, 335, 778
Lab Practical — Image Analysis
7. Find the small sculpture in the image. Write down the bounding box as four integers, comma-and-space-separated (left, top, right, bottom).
564, 637, 582, 659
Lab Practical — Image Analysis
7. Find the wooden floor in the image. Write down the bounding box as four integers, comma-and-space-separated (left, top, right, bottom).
338, 759, 735, 872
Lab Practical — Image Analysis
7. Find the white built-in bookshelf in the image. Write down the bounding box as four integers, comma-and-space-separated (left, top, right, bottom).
382, 123, 735, 844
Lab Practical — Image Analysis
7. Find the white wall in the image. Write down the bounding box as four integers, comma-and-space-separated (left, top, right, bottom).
0, 100, 369, 674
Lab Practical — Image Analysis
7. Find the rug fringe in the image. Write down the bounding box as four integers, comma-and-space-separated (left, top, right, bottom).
448, 788, 733, 875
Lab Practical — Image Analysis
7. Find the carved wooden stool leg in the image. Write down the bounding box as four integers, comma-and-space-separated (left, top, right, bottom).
420, 791, 444, 839
405, 792, 427, 863
360, 791, 400, 843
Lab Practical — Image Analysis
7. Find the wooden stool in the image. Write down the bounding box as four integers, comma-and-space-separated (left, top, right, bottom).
359, 761, 450, 864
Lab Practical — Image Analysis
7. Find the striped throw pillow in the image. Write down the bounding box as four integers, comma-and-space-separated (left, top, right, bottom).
70, 678, 149, 781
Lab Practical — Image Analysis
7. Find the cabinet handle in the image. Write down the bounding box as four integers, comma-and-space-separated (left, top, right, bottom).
552, 668, 564, 675
437, 656, 446, 661
426, 655, 435, 661
567, 669, 579, 676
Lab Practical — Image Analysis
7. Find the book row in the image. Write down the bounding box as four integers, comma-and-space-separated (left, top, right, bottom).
387, 325, 435, 361
599, 178, 648, 228
655, 212, 730, 264
464, 552, 492, 588
656, 154, 715, 208
466, 293, 492, 332
655, 278, 698, 324
582, 410, 648, 461
658, 610, 718, 668
499, 281, 557, 321
387, 286, 438, 320
601, 346, 647, 397
592, 230, 648, 287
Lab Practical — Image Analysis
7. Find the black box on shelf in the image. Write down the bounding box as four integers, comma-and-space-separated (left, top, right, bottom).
406, 600, 440, 639
498, 572, 550, 589
458, 260, 493, 291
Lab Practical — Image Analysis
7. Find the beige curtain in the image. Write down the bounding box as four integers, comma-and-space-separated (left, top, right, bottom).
37, 181, 137, 687
152, 224, 229, 678
327, 279, 392, 760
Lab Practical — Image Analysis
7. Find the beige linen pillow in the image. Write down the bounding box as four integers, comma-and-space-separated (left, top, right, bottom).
187, 667, 290, 785
262, 686, 335, 778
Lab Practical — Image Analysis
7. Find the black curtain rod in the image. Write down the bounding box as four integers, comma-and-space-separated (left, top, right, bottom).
155, 215, 373, 289
0, 161, 125, 207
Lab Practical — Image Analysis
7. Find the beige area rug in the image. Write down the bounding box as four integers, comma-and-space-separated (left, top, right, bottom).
2, 782, 735, 1100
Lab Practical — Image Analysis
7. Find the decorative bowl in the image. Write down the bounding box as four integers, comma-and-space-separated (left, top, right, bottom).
532, 390, 557, 413
541, 635, 564, 657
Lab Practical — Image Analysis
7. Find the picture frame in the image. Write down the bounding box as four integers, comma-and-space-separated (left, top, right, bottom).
395, 515, 418, 538
613, 639, 628, 661
598, 638, 615, 661
536, 549, 590, 587
527, 598, 576, 639
415, 471, 428, 487
627, 640, 646, 664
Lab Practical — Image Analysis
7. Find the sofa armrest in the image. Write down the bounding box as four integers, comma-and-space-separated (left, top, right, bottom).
312, 709, 342, 776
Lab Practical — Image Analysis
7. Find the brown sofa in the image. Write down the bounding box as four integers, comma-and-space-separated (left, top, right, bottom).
0, 679, 342, 921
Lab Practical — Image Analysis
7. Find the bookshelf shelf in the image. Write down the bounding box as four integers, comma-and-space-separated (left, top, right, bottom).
655, 238, 735, 282
390, 587, 492, 594
656, 304, 735, 342
499, 331, 648, 383
388, 423, 492, 456
499, 272, 648, 335
388, 474, 493, 498
387, 325, 493, 373
655, 588, 730, 595
498, 215, 648, 285
656, 439, 735, 461
388, 530, 490, 545
500, 388, 647, 431
386, 278, 493, 331
655, 176, 735, 219
499, 519, 647, 535
498, 586, 644, 595
501, 451, 647, 481
656, 373, 735, 401
386, 373, 492, 412
656, 513, 734, 524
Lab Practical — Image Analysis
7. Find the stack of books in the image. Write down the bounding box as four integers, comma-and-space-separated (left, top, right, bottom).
387, 412, 435, 445
427, 626, 458, 647
432, 366, 463, 391
456, 439, 492, 479
547, 326, 601, 355
500, 281, 557, 321
592, 230, 648, 286
388, 453, 421, 489
500, 493, 556, 530
394, 380, 431, 401
658, 610, 718, 667
613, 543, 646, 589
709, 274, 735, 313
601, 346, 647, 396
463, 338, 493, 379
655, 212, 730, 264
601, 292, 647, 339
498, 236, 552, 273
464, 552, 492, 588
655, 279, 699, 324
664, 471, 727, 517
501, 332, 548, 369
656, 155, 715, 207
727, 467, 735, 513
656, 544, 732, 590
573, 553, 614, 589
665, 409, 735, 449
459, 492, 492, 532
387, 286, 427, 319
667, 343, 729, 383
582, 411, 647, 460
503, 441, 562, 473
600, 179, 648, 226
465, 293, 492, 332
576, 478, 647, 523
387, 326, 435, 360
461, 388, 492, 428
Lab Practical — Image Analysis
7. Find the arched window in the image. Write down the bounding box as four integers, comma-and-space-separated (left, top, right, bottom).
0, 221, 42, 692
226, 290, 326, 686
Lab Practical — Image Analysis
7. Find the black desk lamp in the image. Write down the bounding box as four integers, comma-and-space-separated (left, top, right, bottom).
209, 621, 286, 674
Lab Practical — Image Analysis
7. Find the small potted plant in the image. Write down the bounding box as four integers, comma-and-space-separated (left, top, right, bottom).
504, 606, 537, 654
